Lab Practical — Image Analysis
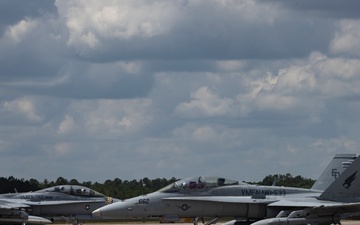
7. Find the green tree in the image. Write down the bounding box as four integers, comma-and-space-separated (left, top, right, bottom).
69, 179, 79, 185
55, 177, 68, 185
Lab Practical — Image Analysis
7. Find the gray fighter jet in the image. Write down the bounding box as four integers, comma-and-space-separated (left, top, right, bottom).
0, 185, 118, 225
93, 154, 359, 225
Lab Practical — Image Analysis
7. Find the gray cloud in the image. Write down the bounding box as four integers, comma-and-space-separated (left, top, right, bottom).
0, 0, 360, 183
55, 0, 333, 61
0, 0, 56, 35
261, 0, 360, 19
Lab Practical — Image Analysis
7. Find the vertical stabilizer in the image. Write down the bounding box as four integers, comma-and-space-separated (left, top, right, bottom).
319, 155, 360, 201
311, 154, 356, 191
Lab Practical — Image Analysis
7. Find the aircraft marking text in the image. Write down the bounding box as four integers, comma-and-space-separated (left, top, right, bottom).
332, 168, 340, 179
19, 195, 54, 201
137, 199, 150, 204
241, 189, 286, 196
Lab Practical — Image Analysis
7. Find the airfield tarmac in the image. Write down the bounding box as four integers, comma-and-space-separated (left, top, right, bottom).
57, 221, 359, 225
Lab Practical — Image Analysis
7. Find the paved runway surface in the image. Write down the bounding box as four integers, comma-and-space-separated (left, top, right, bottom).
57, 221, 359, 225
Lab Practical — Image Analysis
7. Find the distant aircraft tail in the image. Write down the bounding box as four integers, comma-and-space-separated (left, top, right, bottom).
311, 154, 356, 191
319, 155, 360, 201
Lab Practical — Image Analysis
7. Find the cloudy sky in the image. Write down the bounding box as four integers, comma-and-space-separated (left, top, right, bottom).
1, 0, 360, 184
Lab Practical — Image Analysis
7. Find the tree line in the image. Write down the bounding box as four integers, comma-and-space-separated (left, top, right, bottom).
0, 174, 315, 199
0, 176, 178, 199
257, 173, 315, 188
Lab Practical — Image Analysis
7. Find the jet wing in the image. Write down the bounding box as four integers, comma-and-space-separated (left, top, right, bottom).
163, 196, 278, 204
267, 199, 333, 208
268, 198, 360, 208
0, 215, 53, 224
267, 198, 360, 217
310, 202, 360, 215
0, 200, 52, 224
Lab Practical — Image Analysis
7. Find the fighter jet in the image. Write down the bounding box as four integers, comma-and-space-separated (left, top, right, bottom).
93, 154, 360, 225
0, 185, 118, 225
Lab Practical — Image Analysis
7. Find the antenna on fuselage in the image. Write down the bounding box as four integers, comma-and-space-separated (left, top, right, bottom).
271, 175, 278, 186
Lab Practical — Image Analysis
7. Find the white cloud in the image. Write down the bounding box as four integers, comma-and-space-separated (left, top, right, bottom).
311, 138, 358, 154
56, 0, 180, 52
4, 19, 38, 44
58, 115, 77, 134
316, 57, 360, 80
192, 126, 217, 141
52, 0, 305, 60
171, 123, 243, 148
3, 97, 42, 122
255, 94, 297, 111
175, 86, 238, 118
330, 20, 360, 57
234, 71, 310, 113
136, 139, 189, 156
309, 52, 360, 97
215, 60, 248, 72
70, 99, 153, 138
54, 142, 71, 156
248, 65, 317, 111
275, 66, 317, 94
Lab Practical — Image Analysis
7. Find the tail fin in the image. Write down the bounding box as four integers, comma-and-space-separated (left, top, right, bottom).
319, 155, 360, 201
311, 154, 356, 191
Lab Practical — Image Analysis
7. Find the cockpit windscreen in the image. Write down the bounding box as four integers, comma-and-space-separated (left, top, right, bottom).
37, 185, 106, 197
159, 176, 239, 193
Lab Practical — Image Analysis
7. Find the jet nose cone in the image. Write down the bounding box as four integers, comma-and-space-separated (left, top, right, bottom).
92, 200, 132, 218
92, 208, 102, 217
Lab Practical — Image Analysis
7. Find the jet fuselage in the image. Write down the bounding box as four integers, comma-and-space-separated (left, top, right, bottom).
93, 177, 321, 220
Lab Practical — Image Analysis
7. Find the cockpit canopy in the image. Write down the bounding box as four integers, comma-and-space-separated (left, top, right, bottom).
159, 176, 240, 193
37, 185, 106, 197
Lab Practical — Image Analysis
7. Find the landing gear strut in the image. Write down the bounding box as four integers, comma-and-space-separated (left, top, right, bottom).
193, 217, 220, 225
